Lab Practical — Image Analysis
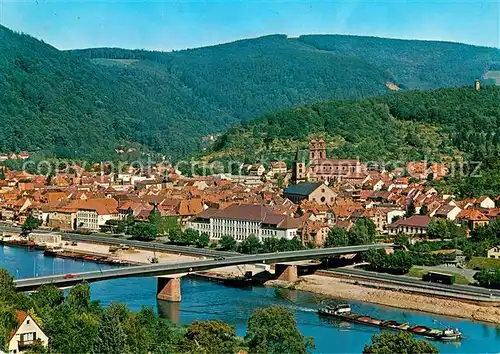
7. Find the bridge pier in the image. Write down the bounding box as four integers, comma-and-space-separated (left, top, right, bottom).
156, 276, 182, 302
275, 263, 298, 282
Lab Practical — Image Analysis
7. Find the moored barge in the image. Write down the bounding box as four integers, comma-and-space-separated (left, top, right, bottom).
319, 303, 462, 342
0, 238, 38, 249
44, 248, 128, 266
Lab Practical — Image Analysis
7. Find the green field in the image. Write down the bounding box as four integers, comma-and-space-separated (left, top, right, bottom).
407, 267, 470, 285
483, 70, 500, 85
467, 257, 500, 270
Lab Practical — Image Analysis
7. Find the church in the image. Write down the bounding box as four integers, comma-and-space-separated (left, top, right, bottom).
294, 139, 366, 184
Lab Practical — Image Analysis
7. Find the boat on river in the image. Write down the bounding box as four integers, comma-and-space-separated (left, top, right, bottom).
318, 303, 462, 342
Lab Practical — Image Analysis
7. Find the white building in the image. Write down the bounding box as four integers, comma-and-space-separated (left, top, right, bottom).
477, 196, 495, 209
9, 311, 49, 354
487, 246, 500, 259
270, 161, 287, 176
248, 164, 266, 177
188, 204, 301, 242
76, 207, 117, 232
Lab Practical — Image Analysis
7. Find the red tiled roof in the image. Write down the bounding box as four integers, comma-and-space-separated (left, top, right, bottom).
388, 215, 431, 228
457, 209, 489, 221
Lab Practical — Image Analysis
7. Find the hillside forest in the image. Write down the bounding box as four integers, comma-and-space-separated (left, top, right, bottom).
1, 24, 499, 159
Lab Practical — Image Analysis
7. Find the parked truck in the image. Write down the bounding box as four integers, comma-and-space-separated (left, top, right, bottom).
422, 271, 455, 285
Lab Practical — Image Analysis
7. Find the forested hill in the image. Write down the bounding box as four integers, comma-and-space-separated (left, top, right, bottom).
0, 25, 236, 159
1, 24, 499, 159
206, 86, 500, 196
72, 34, 500, 121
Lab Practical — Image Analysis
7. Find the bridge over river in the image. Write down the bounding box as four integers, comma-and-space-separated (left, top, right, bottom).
14, 244, 389, 301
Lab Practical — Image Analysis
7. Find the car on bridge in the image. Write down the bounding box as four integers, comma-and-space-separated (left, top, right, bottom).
63, 273, 76, 279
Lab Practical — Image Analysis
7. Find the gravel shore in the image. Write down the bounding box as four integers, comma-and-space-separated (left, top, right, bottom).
266, 275, 500, 324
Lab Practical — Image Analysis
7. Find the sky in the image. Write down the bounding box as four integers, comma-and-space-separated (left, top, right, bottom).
0, 0, 498, 51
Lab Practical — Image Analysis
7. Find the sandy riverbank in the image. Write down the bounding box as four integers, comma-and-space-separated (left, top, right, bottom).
60, 241, 199, 264
266, 275, 500, 324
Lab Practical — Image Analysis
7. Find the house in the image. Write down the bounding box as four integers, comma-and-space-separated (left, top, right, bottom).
405, 161, 428, 180
456, 209, 489, 230
18, 152, 30, 160
248, 164, 266, 177
48, 208, 77, 230
188, 203, 301, 242
387, 215, 431, 236
356, 207, 388, 234
431, 204, 462, 221
283, 182, 337, 205
75, 199, 119, 231
270, 161, 287, 176
8, 310, 48, 354
487, 246, 500, 259
476, 196, 495, 209
299, 220, 330, 247
486, 208, 500, 222
388, 177, 409, 191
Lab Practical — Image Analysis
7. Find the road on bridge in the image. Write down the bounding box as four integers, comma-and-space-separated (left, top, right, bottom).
0, 225, 238, 258
14, 244, 388, 291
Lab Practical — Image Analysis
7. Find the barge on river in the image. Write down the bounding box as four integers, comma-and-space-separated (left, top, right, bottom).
318, 303, 462, 342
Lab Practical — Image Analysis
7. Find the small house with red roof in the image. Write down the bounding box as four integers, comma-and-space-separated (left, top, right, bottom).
8, 310, 48, 353
456, 209, 489, 230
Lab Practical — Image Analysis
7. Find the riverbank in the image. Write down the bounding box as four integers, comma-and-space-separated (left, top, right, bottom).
266, 275, 500, 324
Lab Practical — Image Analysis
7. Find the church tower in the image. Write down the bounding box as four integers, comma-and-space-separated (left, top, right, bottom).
294, 148, 307, 182
309, 139, 326, 161
475, 79, 481, 91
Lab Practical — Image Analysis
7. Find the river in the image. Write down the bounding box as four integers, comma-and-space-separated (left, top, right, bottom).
1, 245, 499, 353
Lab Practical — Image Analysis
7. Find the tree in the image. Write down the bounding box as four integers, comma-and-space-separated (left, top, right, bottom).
197, 232, 210, 248
21, 215, 42, 235
277, 175, 285, 189
92, 312, 127, 354
363, 249, 414, 274
177, 320, 240, 354
239, 235, 262, 254
427, 219, 467, 240
325, 227, 349, 247
129, 222, 157, 241
149, 214, 181, 236
219, 235, 237, 251
0, 305, 17, 351
123, 307, 180, 354
363, 331, 438, 354
349, 218, 376, 245
66, 282, 92, 311
44, 302, 99, 353
0, 269, 16, 303
419, 205, 429, 215
394, 233, 410, 247
405, 200, 416, 218
183, 228, 200, 245
473, 269, 500, 289
30, 285, 64, 317
245, 306, 314, 354
262, 237, 280, 253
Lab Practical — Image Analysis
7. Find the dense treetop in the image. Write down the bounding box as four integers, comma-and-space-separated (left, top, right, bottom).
1, 24, 499, 159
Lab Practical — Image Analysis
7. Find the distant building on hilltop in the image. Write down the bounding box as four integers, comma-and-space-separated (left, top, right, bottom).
475, 79, 481, 90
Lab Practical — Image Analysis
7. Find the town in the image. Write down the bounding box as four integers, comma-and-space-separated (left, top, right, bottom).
1, 140, 497, 250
